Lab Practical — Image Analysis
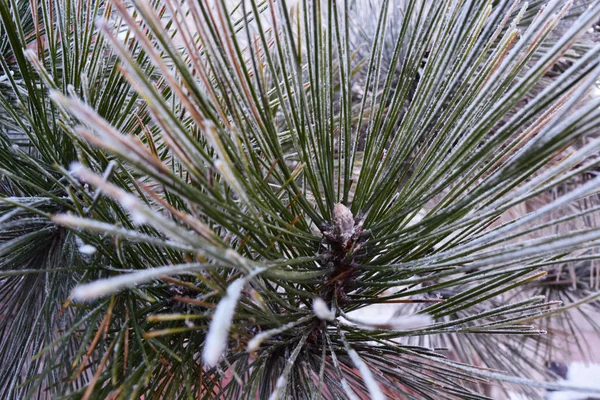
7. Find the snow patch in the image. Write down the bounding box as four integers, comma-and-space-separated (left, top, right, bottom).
312, 298, 335, 321
79, 244, 97, 255
202, 278, 245, 367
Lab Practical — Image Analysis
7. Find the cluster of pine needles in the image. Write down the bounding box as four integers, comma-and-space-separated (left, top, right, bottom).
2, 0, 600, 398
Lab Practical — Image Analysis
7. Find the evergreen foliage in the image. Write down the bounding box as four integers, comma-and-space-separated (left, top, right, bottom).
1, 0, 600, 398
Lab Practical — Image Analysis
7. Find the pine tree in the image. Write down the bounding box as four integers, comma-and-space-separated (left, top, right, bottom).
1, 0, 600, 398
